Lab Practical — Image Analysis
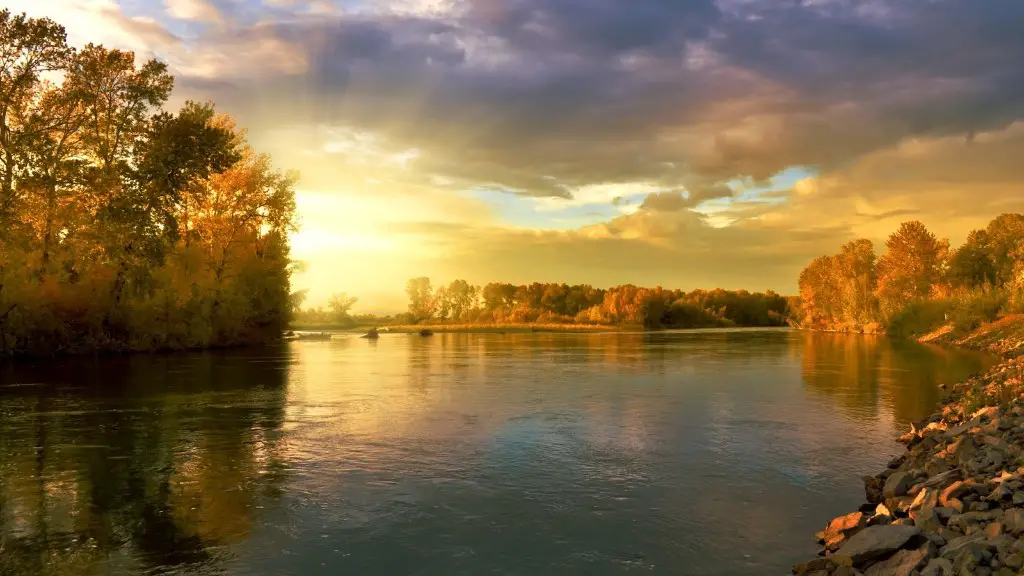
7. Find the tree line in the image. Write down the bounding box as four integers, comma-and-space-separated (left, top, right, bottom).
297, 279, 792, 329
795, 214, 1024, 335
0, 11, 297, 355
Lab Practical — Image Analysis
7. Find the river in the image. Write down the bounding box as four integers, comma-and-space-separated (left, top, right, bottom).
0, 329, 997, 575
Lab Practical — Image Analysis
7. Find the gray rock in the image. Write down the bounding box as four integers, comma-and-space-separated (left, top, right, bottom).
835, 525, 921, 564
1003, 508, 1024, 534
1003, 552, 1024, 569
863, 545, 933, 576
885, 471, 914, 499
920, 557, 954, 576
923, 531, 947, 548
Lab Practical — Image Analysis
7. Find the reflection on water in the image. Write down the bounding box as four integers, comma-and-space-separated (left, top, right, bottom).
0, 331, 995, 575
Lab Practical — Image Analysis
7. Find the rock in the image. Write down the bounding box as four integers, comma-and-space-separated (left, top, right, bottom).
1003, 553, 1023, 570
835, 525, 921, 565
888, 454, 907, 469
940, 481, 970, 507
911, 487, 939, 512
863, 545, 934, 576
985, 522, 1005, 538
947, 498, 964, 513
1002, 508, 1024, 534
920, 557, 954, 576
864, 475, 885, 505
947, 510, 995, 531
1012, 491, 1024, 505
832, 567, 860, 576
969, 500, 991, 512
914, 507, 943, 532
793, 557, 838, 575
988, 484, 1012, 501
822, 511, 867, 551
939, 534, 987, 561
923, 531, 947, 548
925, 458, 950, 477
885, 471, 914, 498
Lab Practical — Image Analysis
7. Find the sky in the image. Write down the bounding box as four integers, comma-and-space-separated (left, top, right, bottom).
10, 0, 1024, 313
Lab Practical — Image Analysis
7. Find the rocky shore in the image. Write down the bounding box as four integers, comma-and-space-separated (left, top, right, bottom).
795, 356, 1024, 576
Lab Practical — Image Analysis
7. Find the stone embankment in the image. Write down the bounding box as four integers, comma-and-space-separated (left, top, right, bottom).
795, 357, 1024, 576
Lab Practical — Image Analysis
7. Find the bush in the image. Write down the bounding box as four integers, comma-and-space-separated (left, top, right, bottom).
948, 287, 1007, 333
886, 300, 954, 338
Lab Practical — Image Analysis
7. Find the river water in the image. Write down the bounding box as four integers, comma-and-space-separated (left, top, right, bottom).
0, 329, 997, 575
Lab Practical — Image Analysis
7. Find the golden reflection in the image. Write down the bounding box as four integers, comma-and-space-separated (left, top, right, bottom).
798, 331, 993, 424
0, 352, 290, 575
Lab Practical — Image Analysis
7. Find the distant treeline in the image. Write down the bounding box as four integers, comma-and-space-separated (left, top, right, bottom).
0, 11, 297, 355
795, 214, 1024, 336
295, 279, 791, 330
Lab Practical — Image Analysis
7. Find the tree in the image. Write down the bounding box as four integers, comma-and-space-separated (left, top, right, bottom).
836, 239, 878, 324
948, 229, 997, 289
0, 11, 298, 356
434, 286, 451, 321
327, 293, 357, 323
876, 221, 946, 317
405, 277, 434, 321
0, 9, 73, 234
446, 279, 472, 320
985, 214, 1024, 285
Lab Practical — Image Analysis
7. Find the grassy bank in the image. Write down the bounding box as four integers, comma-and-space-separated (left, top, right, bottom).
920, 315, 1024, 358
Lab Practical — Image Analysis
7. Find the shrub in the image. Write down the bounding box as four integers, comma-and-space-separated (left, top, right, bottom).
886, 300, 954, 338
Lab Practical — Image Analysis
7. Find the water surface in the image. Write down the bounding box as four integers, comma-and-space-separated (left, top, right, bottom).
0, 329, 996, 575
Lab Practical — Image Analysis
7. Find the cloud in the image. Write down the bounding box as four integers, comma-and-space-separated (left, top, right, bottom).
150, 0, 1022, 207
166, 0, 221, 22
14, 0, 1024, 306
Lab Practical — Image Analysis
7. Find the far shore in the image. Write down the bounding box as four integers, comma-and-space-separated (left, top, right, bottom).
287, 323, 800, 335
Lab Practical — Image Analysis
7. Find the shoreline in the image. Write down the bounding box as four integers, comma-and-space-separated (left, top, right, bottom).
794, 322, 1024, 575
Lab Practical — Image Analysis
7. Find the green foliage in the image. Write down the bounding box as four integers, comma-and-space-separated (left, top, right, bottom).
885, 300, 954, 339
947, 287, 1007, 334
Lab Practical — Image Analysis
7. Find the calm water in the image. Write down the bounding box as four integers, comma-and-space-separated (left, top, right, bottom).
0, 329, 997, 575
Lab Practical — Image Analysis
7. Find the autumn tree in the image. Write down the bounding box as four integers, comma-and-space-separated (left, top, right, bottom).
405, 277, 434, 321
985, 214, 1024, 285
0, 11, 298, 356
327, 293, 357, 323
875, 221, 947, 317
0, 9, 73, 236
948, 229, 997, 289
446, 279, 473, 320
836, 239, 878, 324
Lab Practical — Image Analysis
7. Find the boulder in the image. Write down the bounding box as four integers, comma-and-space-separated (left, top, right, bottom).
834, 525, 921, 565
793, 557, 843, 575
863, 545, 934, 576
939, 481, 969, 507
822, 511, 867, 551
884, 471, 914, 498
913, 507, 943, 532
985, 522, 1005, 538
920, 557, 954, 576
864, 476, 885, 504
1003, 508, 1024, 534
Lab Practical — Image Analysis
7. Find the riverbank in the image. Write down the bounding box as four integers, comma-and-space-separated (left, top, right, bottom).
291, 322, 622, 334
794, 328, 1024, 575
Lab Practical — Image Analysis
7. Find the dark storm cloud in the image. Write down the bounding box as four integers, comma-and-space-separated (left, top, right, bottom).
184, 0, 1024, 198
